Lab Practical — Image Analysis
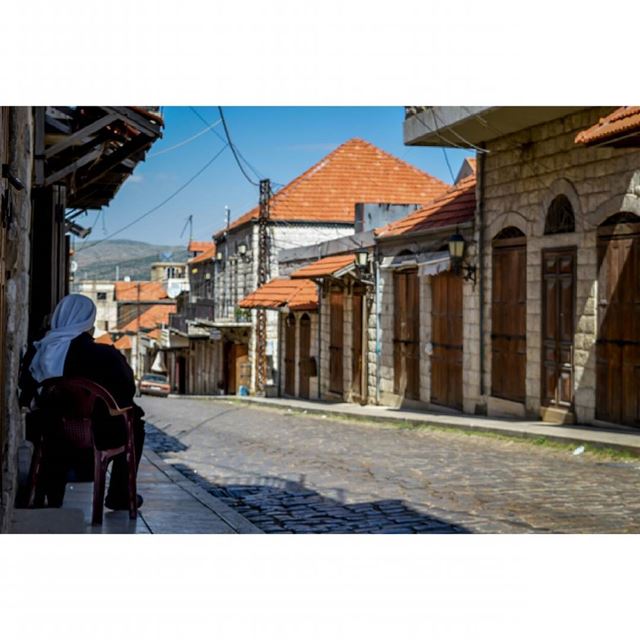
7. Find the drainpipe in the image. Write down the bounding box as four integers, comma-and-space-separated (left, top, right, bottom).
375, 244, 382, 405
478, 148, 486, 400
316, 280, 322, 399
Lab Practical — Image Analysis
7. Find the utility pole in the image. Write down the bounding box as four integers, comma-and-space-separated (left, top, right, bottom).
255, 179, 270, 394
136, 281, 141, 382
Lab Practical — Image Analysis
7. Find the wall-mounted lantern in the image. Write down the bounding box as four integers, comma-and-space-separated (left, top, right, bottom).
355, 250, 369, 269
447, 230, 476, 285
237, 242, 248, 256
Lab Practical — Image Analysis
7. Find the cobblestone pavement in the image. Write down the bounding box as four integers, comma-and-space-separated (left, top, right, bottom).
139, 397, 640, 533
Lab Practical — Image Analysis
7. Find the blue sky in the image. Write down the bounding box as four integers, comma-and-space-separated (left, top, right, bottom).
77, 107, 473, 248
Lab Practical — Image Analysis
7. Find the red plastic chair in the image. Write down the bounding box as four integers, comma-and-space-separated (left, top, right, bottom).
28, 377, 138, 525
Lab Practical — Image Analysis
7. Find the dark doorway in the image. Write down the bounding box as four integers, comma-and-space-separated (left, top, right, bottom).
541, 247, 576, 410
351, 289, 364, 403
299, 313, 311, 399
329, 290, 344, 397
596, 214, 640, 427
284, 313, 296, 397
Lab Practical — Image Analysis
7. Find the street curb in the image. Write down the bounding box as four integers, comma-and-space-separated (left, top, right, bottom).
143, 449, 263, 534
180, 395, 640, 457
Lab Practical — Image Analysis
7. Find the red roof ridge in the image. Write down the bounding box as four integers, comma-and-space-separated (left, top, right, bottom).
217, 138, 448, 235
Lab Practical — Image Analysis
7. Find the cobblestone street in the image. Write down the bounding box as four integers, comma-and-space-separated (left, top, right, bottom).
140, 396, 640, 533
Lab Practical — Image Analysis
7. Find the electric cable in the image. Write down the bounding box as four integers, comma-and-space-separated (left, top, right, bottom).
216, 106, 259, 187
76, 143, 229, 252
148, 119, 222, 157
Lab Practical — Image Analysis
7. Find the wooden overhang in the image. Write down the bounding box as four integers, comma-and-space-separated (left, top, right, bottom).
289, 253, 357, 280
37, 106, 163, 210
239, 278, 318, 312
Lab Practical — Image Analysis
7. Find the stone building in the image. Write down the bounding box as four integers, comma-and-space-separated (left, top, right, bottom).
404, 106, 640, 428
228, 138, 447, 394
174, 139, 447, 393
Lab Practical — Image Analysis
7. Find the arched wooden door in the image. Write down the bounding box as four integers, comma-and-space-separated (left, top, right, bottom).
298, 313, 311, 399
284, 313, 296, 397
491, 228, 526, 403
596, 213, 640, 427
431, 270, 463, 409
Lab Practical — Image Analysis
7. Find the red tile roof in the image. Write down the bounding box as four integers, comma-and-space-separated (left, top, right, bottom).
94, 333, 114, 346
114, 281, 168, 302
188, 240, 215, 254
114, 335, 132, 350
188, 244, 216, 264
218, 138, 448, 235
118, 303, 177, 332
239, 278, 318, 311
146, 328, 162, 341
376, 174, 476, 238
290, 254, 356, 279
575, 107, 640, 146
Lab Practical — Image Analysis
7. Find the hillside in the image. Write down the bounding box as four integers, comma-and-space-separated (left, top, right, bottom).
73, 239, 191, 281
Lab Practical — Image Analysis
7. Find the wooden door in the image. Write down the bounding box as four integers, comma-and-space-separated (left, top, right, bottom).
431, 271, 463, 409
284, 313, 296, 396
298, 314, 311, 399
393, 270, 420, 401
596, 220, 640, 427
329, 290, 344, 396
235, 344, 250, 393
351, 291, 363, 402
541, 248, 576, 409
491, 236, 527, 403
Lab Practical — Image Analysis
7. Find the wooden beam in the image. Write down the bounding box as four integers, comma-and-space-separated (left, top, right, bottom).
72, 134, 151, 193
44, 113, 118, 159
34, 107, 46, 187
44, 147, 102, 186
104, 107, 161, 138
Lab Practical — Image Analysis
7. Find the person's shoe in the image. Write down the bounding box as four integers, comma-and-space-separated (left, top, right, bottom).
105, 494, 143, 511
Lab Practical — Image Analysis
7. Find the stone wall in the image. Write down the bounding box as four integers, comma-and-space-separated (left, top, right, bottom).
1, 108, 33, 532
481, 107, 640, 423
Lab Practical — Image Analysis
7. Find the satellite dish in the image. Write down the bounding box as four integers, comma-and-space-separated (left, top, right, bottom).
70, 260, 78, 273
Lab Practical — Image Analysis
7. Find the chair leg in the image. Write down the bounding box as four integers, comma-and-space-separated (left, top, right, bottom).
27, 439, 44, 508
92, 450, 108, 526
126, 426, 138, 520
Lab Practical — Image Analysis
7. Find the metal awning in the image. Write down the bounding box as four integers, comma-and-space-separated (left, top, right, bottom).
381, 250, 450, 274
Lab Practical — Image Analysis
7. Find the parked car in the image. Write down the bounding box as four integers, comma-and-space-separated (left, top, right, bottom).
138, 373, 170, 397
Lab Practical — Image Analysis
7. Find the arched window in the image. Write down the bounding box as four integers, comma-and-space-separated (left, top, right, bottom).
544, 195, 575, 235
493, 226, 525, 242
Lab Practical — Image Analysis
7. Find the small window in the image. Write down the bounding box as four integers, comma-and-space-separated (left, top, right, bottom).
97, 291, 107, 301
544, 195, 575, 235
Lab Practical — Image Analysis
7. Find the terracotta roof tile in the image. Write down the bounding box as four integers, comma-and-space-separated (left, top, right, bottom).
188, 240, 214, 253
575, 107, 640, 146
114, 281, 168, 302
146, 328, 162, 341
239, 278, 318, 311
114, 335, 132, 350
188, 244, 216, 264
118, 303, 177, 332
217, 138, 448, 235
94, 333, 114, 346
290, 254, 356, 279
377, 174, 476, 238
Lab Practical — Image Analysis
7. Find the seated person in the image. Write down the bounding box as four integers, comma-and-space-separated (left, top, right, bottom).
19, 294, 145, 510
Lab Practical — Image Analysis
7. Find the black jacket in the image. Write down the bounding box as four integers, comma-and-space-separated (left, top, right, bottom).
20, 332, 143, 420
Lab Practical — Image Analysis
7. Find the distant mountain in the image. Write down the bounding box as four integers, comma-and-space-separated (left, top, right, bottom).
73, 239, 191, 281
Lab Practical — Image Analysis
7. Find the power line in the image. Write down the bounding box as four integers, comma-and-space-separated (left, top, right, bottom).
148, 119, 222, 157
189, 107, 265, 184
216, 106, 259, 187
76, 143, 229, 253
440, 146, 456, 183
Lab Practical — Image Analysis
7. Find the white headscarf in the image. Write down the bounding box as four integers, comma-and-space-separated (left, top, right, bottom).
29, 294, 97, 383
